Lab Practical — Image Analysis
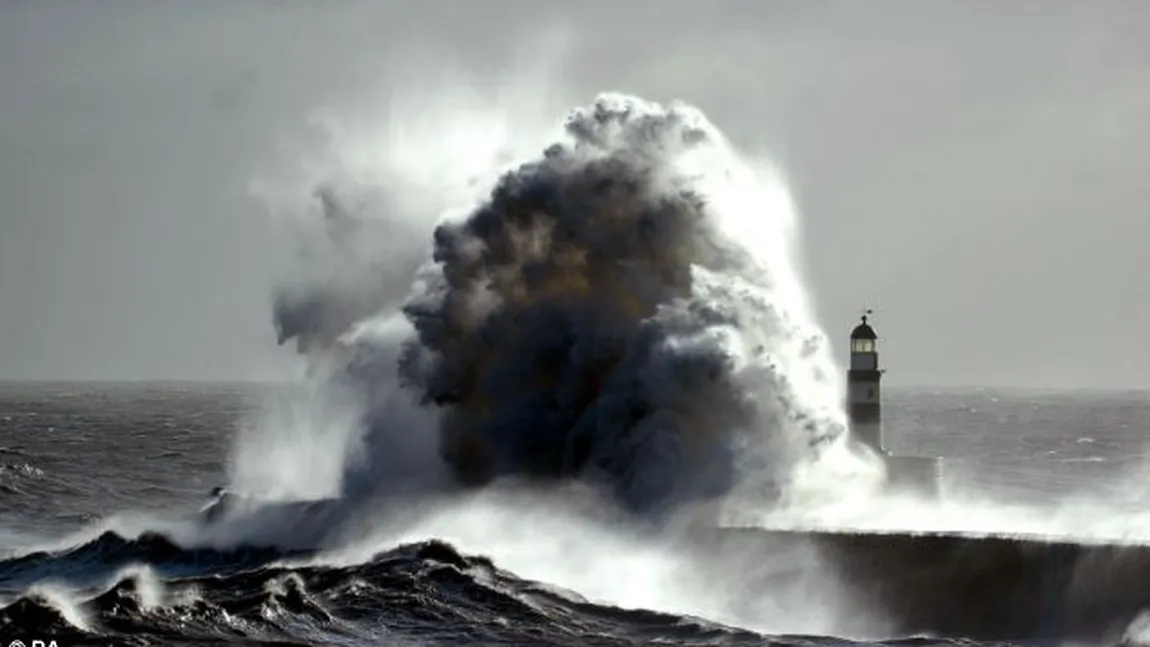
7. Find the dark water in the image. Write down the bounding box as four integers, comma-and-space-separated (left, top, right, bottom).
1, 382, 1148, 645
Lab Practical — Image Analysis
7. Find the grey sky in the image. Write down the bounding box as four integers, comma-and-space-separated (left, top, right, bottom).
0, 0, 1146, 388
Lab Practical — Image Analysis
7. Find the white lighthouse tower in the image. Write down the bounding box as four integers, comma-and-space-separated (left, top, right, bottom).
845, 311, 942, 496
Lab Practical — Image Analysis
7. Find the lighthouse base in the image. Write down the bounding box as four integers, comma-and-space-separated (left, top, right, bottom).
883, 454, 943, 498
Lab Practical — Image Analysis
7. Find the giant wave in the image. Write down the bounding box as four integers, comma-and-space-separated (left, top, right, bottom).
267, 93, 880, 520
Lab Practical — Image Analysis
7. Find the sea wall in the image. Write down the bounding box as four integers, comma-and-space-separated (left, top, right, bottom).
683, 526, 1150, 642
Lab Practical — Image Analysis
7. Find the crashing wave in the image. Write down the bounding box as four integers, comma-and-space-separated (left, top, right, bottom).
268, 93, 864, 516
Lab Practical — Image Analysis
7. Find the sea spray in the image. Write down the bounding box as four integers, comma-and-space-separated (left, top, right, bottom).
264, 92, 882, 515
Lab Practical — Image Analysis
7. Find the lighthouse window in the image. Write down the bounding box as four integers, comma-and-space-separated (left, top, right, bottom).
851, 339, 875, 353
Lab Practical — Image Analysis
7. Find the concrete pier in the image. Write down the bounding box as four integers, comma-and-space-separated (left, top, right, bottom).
684, 525, 1150, 642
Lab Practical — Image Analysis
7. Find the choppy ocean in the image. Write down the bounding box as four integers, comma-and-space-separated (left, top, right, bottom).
2, 382, 1149, 646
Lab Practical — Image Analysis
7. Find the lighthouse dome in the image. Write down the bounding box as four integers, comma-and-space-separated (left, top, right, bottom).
850, 315, 877, 340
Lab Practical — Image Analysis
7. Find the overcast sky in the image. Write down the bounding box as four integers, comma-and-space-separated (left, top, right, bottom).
0, 0, 1146, 388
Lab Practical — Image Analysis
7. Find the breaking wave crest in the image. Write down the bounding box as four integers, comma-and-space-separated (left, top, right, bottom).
11, 523, 1150, 644
264, 93, 879, 517
0, 532, 774, 646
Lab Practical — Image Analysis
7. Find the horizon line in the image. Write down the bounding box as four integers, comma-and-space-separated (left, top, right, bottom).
0, 378, 1147, 394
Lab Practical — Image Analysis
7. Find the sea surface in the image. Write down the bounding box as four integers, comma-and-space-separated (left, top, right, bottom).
1, 382, 1149, 645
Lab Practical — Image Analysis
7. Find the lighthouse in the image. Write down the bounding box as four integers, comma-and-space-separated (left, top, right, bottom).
845, 311, 942, 496
847, 312, 883, 453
